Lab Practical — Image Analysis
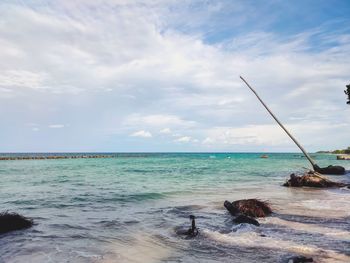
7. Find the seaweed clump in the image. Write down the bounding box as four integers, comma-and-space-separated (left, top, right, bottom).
224, 199, 272, 218
0, 211, 33, 234
283, 171, 346, 188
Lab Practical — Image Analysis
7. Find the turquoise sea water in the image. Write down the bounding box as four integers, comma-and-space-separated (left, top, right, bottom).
0, 153, 349, 262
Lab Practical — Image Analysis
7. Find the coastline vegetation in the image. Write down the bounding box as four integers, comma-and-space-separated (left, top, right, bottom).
345, 83, 350, 104
316, 146, 350, 154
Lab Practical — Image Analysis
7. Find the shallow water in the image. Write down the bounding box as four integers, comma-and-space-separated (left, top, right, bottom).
0, 153, 349, 262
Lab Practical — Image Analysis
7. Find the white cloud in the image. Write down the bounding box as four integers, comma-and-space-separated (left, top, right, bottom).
159, 128, 172, 134
130, 130, 152, 138
0, 1, 349, 151
202, 125, 287, 146
49, 124, 65, 129
124, 114, 196, 128
175, 136, 191, 143
201, 121, 350, 151
0, 70, 46, 90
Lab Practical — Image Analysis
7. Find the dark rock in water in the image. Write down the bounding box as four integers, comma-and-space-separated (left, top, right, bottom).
233, 214, 260, 226
175, 215, 198, 238
224, 200, 239, 216
287, 256, 313, 263
283, 172, 346, 188
0, 212, 33, 234
314, 164, 345, 175
225, 199, 272, 218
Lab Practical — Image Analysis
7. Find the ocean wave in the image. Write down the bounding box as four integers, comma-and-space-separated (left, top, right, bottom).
202, 228, 350, 263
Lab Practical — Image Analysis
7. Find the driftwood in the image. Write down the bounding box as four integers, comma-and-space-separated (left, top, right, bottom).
283, 171, 346, 188
0, 212, 33, 234
240, 76, 345, 175
224, 199, 272, 218
175, 215, 199, 238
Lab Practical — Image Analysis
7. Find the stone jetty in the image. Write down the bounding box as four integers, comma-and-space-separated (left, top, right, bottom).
0, 155, 117, 161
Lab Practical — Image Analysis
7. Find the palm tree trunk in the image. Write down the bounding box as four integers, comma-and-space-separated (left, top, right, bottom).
240, 76, 317, 169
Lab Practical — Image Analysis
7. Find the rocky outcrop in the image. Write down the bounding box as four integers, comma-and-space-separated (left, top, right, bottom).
337, 154, 350, 160
313, 164, 345, 175
0, 212, 33, 234
283, 171, 346, 188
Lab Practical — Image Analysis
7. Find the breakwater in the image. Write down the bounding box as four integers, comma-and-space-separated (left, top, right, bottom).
0, 155, 117, 161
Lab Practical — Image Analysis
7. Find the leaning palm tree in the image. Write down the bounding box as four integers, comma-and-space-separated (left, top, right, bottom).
240, 76, 345, 175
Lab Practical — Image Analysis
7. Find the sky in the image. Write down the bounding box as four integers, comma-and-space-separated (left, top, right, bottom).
0, 0, 349, 152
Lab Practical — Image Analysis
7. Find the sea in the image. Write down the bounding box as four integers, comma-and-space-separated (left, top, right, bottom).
0, 153, 349, 263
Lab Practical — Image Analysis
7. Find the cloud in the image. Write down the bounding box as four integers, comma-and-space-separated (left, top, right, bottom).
175, 136, 191, 143
123, 114, 197, 129
201, 121, 350, 151
130, 130, 152, 138
0, 70, 46, 90
49, 124, 65, 129
0, 1, 349, 151
159, 128, 171, 134
202, 125, 288, 146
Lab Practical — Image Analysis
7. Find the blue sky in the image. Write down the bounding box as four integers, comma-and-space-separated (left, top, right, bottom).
0, 0, 349, 152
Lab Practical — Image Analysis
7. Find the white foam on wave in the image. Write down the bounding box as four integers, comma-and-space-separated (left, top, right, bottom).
202, 229, 350, 263
263, 217, 350, 240
300, 198, 350, 216
276, 191, 350, 219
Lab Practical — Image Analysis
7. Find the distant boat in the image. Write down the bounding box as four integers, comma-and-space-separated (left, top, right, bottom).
260, 155, 269, 159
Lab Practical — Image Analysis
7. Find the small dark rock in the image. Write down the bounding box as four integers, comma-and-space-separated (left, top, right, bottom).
224, 200, 239, 216
0, 211, 33, 234
287, 256, 313, 263
233, 214, 260, 226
